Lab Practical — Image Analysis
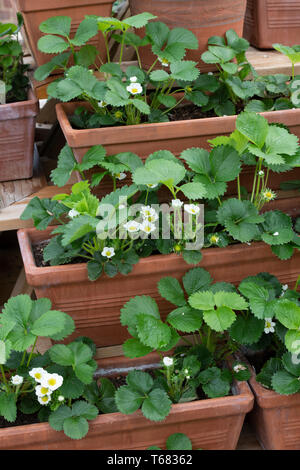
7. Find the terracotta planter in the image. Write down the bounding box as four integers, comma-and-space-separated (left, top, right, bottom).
17, 212, 300, 348
56, 101, 300, 198
0, 355, 254, 450
15, 0, 115, 68
244, 0, 300, 49
129, 0, 247, 73
0, 88, 39, 182
248, 367, 300, 449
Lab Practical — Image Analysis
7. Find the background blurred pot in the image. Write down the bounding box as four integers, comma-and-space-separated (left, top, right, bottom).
244, 0, 300, 49
129, 0, 247, 72
15, 0, 115, 67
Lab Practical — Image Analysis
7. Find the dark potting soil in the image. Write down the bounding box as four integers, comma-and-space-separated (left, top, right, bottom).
0, 411, 42, 428
32, 240, 84, 268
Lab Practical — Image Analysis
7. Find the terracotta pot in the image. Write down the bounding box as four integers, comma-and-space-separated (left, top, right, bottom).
244, 0, 300, 49
128, 0, 247, 73
56, 101, 300, 198
15, 0, 115, 68
0, 88, 39, 182
248, 367, 300, 449
17, 212, 300, 348
0, 354, 254, 450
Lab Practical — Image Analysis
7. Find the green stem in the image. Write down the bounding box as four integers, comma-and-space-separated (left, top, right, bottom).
251, 160, 259, 203
294, 275, 300, 291
26, 337, 38, 368
103, 33, 111, 63
237, 175, 241, 200
0, 364, 9, 392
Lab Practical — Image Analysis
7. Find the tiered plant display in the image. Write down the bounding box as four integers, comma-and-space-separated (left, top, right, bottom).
18, 113, 300, 347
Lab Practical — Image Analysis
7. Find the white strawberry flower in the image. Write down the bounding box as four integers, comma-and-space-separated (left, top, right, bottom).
29, 368, 47, 383
123, 221, 140, 233
130, 76, 138, 83
68, 209, 80, 219
98, 100, 107, 108
115, 172, 127, 180
158, 57, 169, 67
172, 199, 183, 208
264, 318, 276, 334
145, 212, 159, 223
141, 205, 156, 218
38, 395, 51, 406
101, 247, 115, 259
184, 204, 200, 215
273, 232, 279, 236
41, 373, 63, 391
58, 395, 65, 402
35, 385, 51, 397
140, 221, 156, 234
146, 183, 158, 189
282, 284, 288, 291
233, 364, 247, 373
11, 375, 23, 386
163, 357, 174, 367
126, 82, 143, 95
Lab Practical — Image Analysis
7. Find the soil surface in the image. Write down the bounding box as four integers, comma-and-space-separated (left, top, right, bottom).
32, 241, 84, 268
0, 412, 41, 428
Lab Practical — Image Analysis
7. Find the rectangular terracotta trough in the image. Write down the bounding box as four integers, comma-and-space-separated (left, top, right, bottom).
0, 355, 254, 450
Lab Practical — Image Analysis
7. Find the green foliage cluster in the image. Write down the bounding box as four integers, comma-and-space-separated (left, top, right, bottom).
0, 13, 29, 103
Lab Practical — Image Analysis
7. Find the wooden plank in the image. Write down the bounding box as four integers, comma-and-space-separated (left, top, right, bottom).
0, 183, 73, 231
10, 268, 33, 298
246, 46, 300, 76
0, 147, 47, 210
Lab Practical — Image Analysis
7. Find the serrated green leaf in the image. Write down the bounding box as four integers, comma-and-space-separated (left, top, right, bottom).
229, 315, 265, 344
115, 385, 143, 414
166, 433, 193, 450
182, 268, 212, 295
39, 16, 71, 36
0, 393, 17, 422
189, 291, 215, 311
142, 388, 172, 422
38, 35, 69, 54
157, 277, 186, 307
236, 112, 269, 149
203, 306, 236, 332
271, 370, 300, 395
167, 306, 202, 332
137, 314, 171, 350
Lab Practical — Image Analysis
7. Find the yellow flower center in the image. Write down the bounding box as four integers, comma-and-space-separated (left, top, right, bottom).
48, 378, 56, 387
266, 322, 271, 328
35, 373, 42, 380
106, 251, 111, 257
210, 235, 219, 244
41, 387, 49, 395
41, 396, 49, 403
132, 88, 138, 93
162, 58, 168, 64
266, 192, 272, 198
174, 244, 182, 252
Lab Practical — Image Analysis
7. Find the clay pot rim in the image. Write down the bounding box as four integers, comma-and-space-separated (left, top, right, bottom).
0, 87, 39, 117
0, 360, 253, 438
17, 0, 115, 12
17, 224, 274, 278
242, 355, 300, 409
56, 101, 300, 147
